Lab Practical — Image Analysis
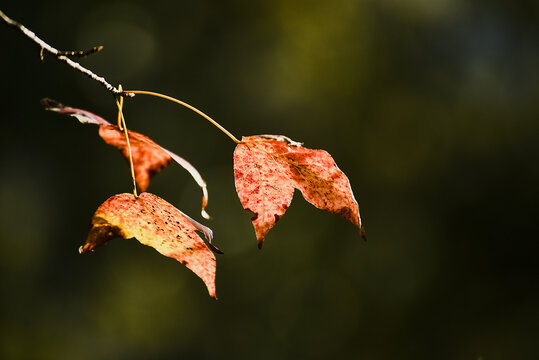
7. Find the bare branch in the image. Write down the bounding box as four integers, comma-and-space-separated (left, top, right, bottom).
0, 9, 132, 97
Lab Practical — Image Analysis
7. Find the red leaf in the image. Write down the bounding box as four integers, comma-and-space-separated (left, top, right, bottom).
98, 125, 172, 193
42, 99, 210, 218
80, 192, 217, 298
234, 135, 364, 248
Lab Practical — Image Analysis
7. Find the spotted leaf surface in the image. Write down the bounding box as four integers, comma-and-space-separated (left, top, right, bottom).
98, 125, 172, 193
80, 192, 217, 297
234, 135, 364, 248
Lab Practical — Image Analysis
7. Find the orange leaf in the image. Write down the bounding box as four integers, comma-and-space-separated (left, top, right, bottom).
80, 192, 217, 298
42, 99, 210, 218
234, 135, 365, 248
98, 125, 172, 193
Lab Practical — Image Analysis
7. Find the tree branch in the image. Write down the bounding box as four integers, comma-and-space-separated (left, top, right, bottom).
0, 9, 132, 97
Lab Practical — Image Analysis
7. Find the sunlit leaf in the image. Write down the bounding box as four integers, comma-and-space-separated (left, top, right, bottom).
234, 135, 365, 248
80, 192, 217, 297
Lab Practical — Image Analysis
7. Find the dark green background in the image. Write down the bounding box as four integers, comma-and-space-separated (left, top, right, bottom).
1, 1, 538, 359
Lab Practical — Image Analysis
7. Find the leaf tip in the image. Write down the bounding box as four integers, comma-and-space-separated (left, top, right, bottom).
205, 282, 217, 299
201, 209, 211, 220
208, 243, 224, 255
79, 244, 90, 254
41, 98, 61, 110
360, 227, 367, 241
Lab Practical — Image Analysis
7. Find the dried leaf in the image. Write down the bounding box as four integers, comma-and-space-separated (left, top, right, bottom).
97, 125, 172, 193
42, 98, 210, 218
234, 135, 364, 248
164, 149, 210, 220
80, 192, 217, 297
41, 98, 110, 126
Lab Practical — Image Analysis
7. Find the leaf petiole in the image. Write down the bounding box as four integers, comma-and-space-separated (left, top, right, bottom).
122, 90, 241, 144
115, 95, 138, 197
117, 85, 124, 130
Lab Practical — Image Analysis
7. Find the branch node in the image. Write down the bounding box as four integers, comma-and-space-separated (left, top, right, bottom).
121, 91, 136, 98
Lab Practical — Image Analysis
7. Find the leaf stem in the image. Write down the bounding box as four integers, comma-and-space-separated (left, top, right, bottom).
123, 90, 241, 144
115, 96, 138, 197
117, 85, 125, 130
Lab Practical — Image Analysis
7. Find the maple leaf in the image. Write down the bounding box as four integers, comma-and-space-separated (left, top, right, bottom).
234, 135, 365, 248
80, 192, 217, 297
41, 98, 210, 219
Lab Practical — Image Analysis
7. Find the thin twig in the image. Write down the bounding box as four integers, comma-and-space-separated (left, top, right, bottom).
0, 9, 131, 97
117, 85, 125, 130
57, 46, 104, 58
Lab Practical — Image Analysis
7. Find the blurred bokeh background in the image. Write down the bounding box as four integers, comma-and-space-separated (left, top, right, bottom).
1, 1, 538, 359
